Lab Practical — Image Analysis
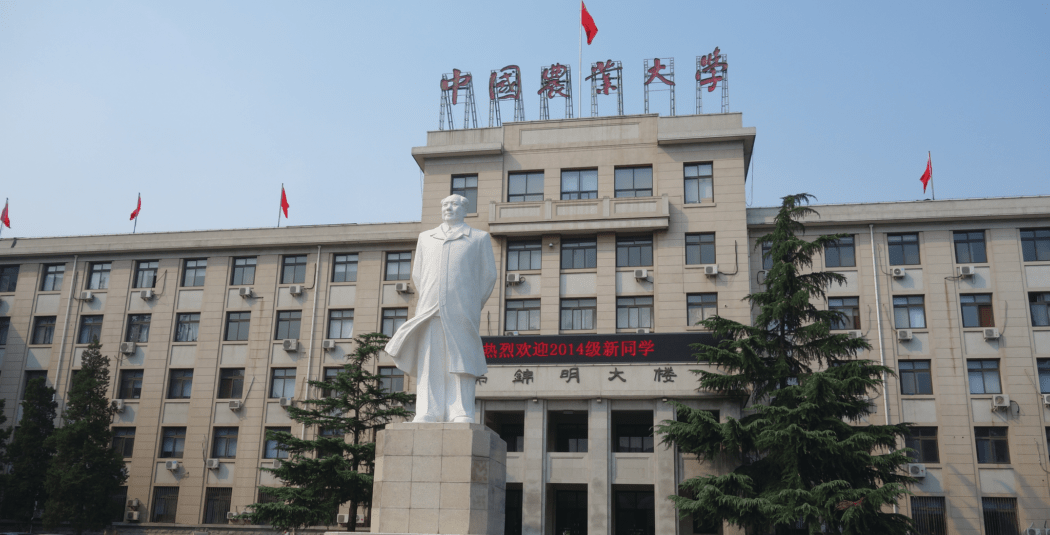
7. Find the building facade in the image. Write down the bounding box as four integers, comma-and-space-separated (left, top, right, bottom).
0, 112, 1047, 535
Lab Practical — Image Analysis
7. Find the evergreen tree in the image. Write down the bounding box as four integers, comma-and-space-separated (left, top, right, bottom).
249, 333, 414, 531
43, 339, 127, 534
2, 376, 57, 528
0, 398, 11, 500
658, 194, 916, 535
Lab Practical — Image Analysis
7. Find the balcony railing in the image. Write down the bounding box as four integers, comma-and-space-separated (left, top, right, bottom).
487, 195, 669, 236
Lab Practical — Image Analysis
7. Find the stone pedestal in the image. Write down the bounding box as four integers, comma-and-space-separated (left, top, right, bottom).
370, 422, 507, 535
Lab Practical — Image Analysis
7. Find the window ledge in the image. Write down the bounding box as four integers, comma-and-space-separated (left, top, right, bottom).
684, 264, 717, 270
171, 342, 197, 346
684, 326, 712, 331
560, 269, 597, 274
559, 330, 598, 335
682, 201, 716, 208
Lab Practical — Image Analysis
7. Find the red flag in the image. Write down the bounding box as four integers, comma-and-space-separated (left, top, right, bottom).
581, 2, 598, 44
129, 194, 141, 221
919, 154, 932, 193
280, 186, 290, 218
1, 200, 10, 228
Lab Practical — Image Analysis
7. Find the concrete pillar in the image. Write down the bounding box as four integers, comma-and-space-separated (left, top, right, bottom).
588, 399, 610, 535
654, 400, 678, 535
523, 400, 546, 535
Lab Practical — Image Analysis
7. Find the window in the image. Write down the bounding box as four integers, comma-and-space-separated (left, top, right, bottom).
485, 412, 525, 453
1040, 360, 1050, 394
224, 312, 250, 341
218, 368, 245, 399
685, 233, 715, 265
888, 234, 920, 265
385, 252, 412, 281
507, 240, 542, 271
322, 366, 341, 398
160, 427, 186, 458
982, 497, 1018, 535
328, 309, 354, 339
379, 366, 404, 393
231, 257, 256, 285
561, 238, 597, 269
1032, 293, 1050, 327
555, 490, 587, 535
332, 254, 358, 283
550, 411, 587, 452
505, 299, 540, 331
560, 299, 596, 330
87, 262, 111, 290
125, 314, 151, 343
0, 265, 18, 292
77, 315, 103, 344
825, 236, 855, 267
614, 490, 655, 535
41, 263, 65, 291
119, 370, 143, 399
264, 427, 291, 459
561, 169, 598, 200
180, 259, 206, 287
828, 297, 860, 330
975, 427, 1009, 463
910, 497, 946, 535
151, 487, 179, 523
616, 297, 653, 330
203, 487, 233, 525
614, 166, 653, 197
961, 294, 994, 328
968, 360, 1001, 394
1022, 228, 1050, 262
23, 370, 48, 398
451, 174, 479, 212
905, 427, 939, 463
32, 315, 57, 344
953, 231, 987, 264
270, 368, 296, 398
112, 428, 135, 457
0, 317, 8, 345
167, 370, 193, 399
381, 308, 407, 336
507, 172, 544, 202
761, 241, 773, 270
613, 411, 654, 453
134, 260, 158, 288
175, 313, 200, 342
687, 293, 717, 326
211, 427, 238, 458
275, 310, 302, 340
893, 296, 926, 329
281, 255, 307, 284
616, 236, 653, 267
900, 360, 933, 395
684, 162, 713, 204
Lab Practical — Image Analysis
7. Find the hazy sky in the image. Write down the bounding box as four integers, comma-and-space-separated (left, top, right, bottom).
0, 1, 1046, 238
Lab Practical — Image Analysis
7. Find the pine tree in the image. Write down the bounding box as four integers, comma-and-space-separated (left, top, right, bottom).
43, 339, 127, 534
0, 398, 11, 499
658, 194, 916, 535
249, 333, 414, 531
1, 376, 57, 528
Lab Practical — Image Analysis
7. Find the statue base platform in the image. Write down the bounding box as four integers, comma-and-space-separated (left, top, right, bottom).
367, 422, 507, 535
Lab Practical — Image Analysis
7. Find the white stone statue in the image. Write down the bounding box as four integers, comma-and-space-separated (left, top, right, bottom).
384, 194, 498, 423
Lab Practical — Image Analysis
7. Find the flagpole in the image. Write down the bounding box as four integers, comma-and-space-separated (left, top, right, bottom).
133, 193, 139, 234
277, 184, 283, 228
0, 198, 5, 240
578, 2, 584, 120
928, 152, 934, 201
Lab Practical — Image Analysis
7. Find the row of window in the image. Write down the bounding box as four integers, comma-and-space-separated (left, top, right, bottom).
910, 495, 1018, 535
509, 234, 715, 271
903, 425, 1015, 465
505, 294, 716, 332
831, 292, 1050, 331
113, 425, 287, 460
897, 357, 1050, 396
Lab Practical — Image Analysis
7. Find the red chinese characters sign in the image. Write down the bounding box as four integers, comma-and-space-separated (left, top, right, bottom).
440, 68, 472, 105
645, 58, 674, 86
489, 65, 522, 101
481, 332, 715, 364
538, 63, 571, 99
696, 47, 727, 92
586, 59, 620, 95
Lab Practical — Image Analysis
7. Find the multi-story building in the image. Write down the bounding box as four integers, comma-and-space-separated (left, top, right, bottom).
0, 112, 1047, 535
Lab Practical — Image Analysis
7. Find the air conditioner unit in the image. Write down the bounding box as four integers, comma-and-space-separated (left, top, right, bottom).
992, 394, 1010, 410
336, 513, 351, 524
636, 328, 651, 334
506, 273, 524, 284
633, 269, 650, 280
78, 290, 94, 301
229, 400, 243, 411
239, 287, 254, 298
983, 328, 1000, 340
227, 512, 239, 521
757, 270, 767, 284
1026, 528, 1045, 535
891, 267, 906, 278
113, 399, 126, 412
127, 498, 140, 508
165, 460, 180, 471
505, 331, 520, 336
288, 284, 304, 296
1043, 394, 1050, 406
139, 289, 155, 300
125, 511, 140, 522
279, 397, 294, 408
907, 463, 927, 478
206, 459, 220, 470
394, 282, 412, 294
957, 265, 975, 277
282, 339, 299, 352
119, 341, 137, 354
897, 330, 913, 341
322, 339, 336, 350
703, 265, 719, 276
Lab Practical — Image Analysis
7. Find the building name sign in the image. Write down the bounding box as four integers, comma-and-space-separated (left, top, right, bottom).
480, 332, 716, 365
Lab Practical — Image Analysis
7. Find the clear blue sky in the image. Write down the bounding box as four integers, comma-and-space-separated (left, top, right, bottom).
1, 1, 1046, 238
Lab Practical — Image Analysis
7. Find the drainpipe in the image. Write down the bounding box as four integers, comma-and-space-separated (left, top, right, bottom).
303, 245, 323, 440
870, 224, 896, 515
55, 254, 78, 422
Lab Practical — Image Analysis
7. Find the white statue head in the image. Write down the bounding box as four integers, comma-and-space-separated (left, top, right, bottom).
441, 194, 468, 224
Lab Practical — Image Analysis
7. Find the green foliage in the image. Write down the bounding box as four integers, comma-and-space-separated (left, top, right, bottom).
658, 194, 916, 535
43, 339, 127, 534
1, 375, 57, 527
249, 333, 414, 531
0, 398, 10, 503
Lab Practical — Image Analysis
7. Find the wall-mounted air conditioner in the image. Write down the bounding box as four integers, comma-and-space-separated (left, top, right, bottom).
288, 284, 304, 296
506, 273, 524, 284
703, 265, 719, 276
165, 460, 180, 471
983, 328, 1000, 340
394, 282, 412, 294
78, 291, 94, 301
119, 342, 136, 354
229, 400, 243, 411
633, 269, 650, 280
897, 330, 913, 341
139, 289, 155, 300
636, 328, 651, 334
279, 397, 294, 408
113, 399, 126, 412
239, 287, 254, 298
957, 265, 975, 277
907, 463, 927, 478
847, 331, 862, 339
992, 394, 1010, 410
322, 339, 336, 350
206, 459, 220, 470
125, 511, 140, 522
282, 339, 299, 352
336, 514, 351, 524
126, 498, 140, 508
1042, 394, 1050, 406
227, 512, 240, 520
891, 267, 906, 278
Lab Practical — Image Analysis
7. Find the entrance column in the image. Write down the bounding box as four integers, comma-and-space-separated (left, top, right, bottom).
588, 399, 610, 535
523, 400, 546, 535
654, 399, 678, 535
